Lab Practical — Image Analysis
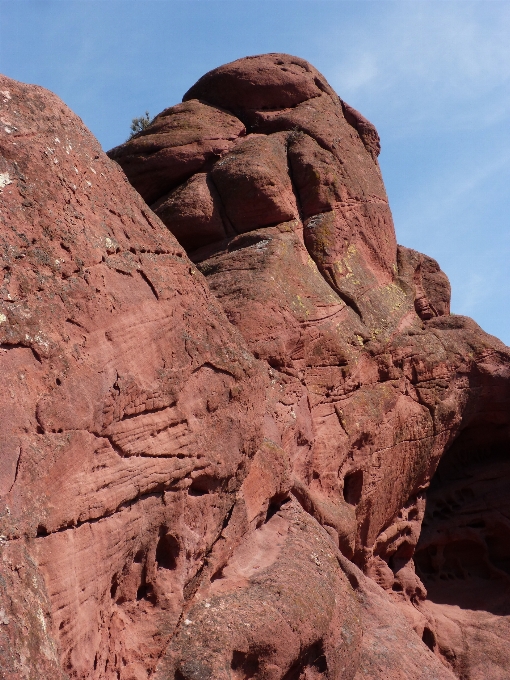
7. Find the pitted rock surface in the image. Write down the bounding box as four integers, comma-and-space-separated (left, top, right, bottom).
0, 54, 509, 680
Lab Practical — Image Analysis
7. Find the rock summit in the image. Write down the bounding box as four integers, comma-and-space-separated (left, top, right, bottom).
0, 54, 509, 679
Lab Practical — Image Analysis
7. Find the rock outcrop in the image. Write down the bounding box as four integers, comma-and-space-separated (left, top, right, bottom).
1, 54, 509, 679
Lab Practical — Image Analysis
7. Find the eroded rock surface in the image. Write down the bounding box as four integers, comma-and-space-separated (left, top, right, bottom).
0, 73, 271, 679
1, 53, 509, 679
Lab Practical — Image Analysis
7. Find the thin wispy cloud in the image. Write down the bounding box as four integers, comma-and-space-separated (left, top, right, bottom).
395, 150, 510, 240
325, 3, 510, 136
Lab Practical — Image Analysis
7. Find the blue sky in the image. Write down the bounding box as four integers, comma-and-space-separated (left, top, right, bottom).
1, 0, 509, 344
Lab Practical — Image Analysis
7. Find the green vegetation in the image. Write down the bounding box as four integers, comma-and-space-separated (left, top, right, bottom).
129, 111, 151, 139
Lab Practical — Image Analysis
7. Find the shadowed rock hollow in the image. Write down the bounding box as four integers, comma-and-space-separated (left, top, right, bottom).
1, 53, 509, 679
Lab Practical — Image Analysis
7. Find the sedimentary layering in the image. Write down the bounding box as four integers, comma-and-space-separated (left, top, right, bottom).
1, 54, 509, 679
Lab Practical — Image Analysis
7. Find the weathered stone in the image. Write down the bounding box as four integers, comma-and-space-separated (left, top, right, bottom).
108, 100, 245, 204
0, 73, 268, 678
2, 53, 509, 680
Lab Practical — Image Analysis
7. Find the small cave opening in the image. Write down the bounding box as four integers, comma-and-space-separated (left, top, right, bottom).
281, 640, 328, 679
188, 474, 221, 497
133, 549, 145, 564
422, 626, 436, 652
343, 469, 363, 506
36, 524, 49, 537
110, 574, 119, 600
231, 650, 259, 679
265, 494, 291, 523
415, 422, 510, 615
136, 582, 157, 604
156, 528, 180, 571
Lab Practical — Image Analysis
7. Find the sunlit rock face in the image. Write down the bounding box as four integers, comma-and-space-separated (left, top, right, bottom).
0, 54, 508, 680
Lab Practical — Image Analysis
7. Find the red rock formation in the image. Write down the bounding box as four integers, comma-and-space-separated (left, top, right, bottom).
1, 53, 509, 679
0, 74, 270, 678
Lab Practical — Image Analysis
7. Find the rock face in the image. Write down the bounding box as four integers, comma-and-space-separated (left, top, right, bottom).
0, 54, 509, 680
0, 74, 270, 679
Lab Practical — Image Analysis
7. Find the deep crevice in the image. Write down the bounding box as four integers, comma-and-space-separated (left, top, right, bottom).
138, 269, 159, 300
8, 446, 21, 493
207, 172, 238, 238
329, 283, 363, 319
0, 342, 43, 364
184, 499, 236, 600
34, 490, 166, 539
422, 627, 435, 651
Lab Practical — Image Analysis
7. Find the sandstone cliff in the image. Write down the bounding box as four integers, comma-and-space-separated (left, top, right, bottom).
0, 54, 509, 680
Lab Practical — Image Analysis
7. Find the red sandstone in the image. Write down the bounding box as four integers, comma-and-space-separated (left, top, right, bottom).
0, 54, 508, 679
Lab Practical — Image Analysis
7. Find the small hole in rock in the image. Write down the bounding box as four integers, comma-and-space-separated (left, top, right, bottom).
343, 470, 363, 505
422, 627, 436, 651
347, 572, 359, 590
265, 495, 290, 522
110, 575, 119, 599
467, 520, 485, 529
210, 566, 224, 582
231, 650, 259, 678
188, 486, 207, 497
304, 641, 328, 674
188, 475, 218, 496
311, 651, 327, 673
133, 550, 144, 564
136, 583, 156, 604
156, 529, 179, 570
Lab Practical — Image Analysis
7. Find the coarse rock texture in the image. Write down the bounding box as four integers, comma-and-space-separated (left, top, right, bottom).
0, 74, 275, 679
0, 53, 508, 680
